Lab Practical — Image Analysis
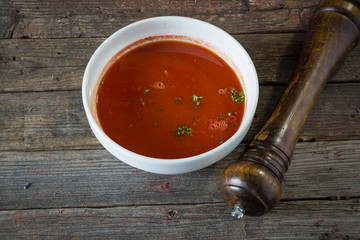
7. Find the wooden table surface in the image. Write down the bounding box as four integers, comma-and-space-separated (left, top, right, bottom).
1, 0, 360, 239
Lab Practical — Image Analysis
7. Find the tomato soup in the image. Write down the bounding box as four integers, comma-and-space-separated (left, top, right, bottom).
96, 40, 245, 159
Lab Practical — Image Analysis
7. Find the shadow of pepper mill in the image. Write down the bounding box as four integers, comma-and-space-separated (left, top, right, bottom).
220, 0, 360, 218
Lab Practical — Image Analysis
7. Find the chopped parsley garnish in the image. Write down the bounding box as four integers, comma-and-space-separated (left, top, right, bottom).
174, 97, 182, 103
158, 107, 163, 111
140, 99, 145, 105
231, 89, 244, 103
144, 89, 150, 95
217, 114, 226, 120
101, 80, 104, 85
154, 122, 159, 126
193, 94, 203, 109
219, 141, 223, 144
228, 112, 238, 116
177, 125, 193, 136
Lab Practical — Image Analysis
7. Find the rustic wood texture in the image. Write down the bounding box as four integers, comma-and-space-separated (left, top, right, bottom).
0, 200, 359, 240
0, 141, 359, 210
1, 0, 320, 39
1, 0, 359, 238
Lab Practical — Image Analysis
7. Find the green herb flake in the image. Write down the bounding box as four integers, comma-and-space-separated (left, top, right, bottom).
154, 122, 159, 126
193, 94, 203, 109
228, 112, 238, 116
219, 141, 223, 144
177, 125, 193, 137
158, 107, 163, 111
218, 114, 225, 120
144, 89, 150, 95
138, 117, 143, 120
174, 97, 182, 103
231, 89, 244, 103
140, 99, 145, 106
101, 80, 104, 85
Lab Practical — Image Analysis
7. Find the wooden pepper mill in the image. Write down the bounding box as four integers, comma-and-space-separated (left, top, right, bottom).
220, 0, 360, 217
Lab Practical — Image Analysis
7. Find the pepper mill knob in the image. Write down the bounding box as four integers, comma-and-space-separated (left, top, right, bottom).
221, 159, 281, 216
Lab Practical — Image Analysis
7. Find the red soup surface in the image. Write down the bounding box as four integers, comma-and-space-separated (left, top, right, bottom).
96, 40, 245, 159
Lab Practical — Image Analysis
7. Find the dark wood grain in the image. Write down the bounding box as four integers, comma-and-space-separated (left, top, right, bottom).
0, 141, 359, 210
1, 0, 320, 39
2, 34, 360, 92
0, 91, 99, 151
0, 200, 359, 239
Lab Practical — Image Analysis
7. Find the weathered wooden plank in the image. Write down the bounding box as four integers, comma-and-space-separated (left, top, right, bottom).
0, 66, 84, 92
0, 38, 99, 70
0, 140, 359, 210
1, 34, 360, 92
0, 91, 99, 151
1, 0, 319, 39
0, 38, 101, 92
0, 84, 359, 151
0, 200, 358, 239
247, 0, 320, 10
284, 140, 360, 199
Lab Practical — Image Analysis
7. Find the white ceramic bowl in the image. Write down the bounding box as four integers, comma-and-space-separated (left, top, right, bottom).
82, 16, 258, 174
